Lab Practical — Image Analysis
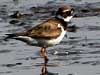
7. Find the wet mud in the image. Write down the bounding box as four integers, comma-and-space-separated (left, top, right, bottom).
0, 0, 100, 75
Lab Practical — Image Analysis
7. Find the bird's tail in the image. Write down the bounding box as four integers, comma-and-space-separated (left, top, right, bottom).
4, 34, 17, 41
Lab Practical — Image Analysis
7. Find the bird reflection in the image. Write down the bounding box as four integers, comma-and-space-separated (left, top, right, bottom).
40, 62, 47, 75
40, 62, 58, 75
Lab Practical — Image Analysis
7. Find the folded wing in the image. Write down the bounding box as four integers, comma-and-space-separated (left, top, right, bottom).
16, 19, 62, 39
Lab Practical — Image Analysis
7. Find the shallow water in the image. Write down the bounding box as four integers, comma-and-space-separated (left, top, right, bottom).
0, 0, 100, 75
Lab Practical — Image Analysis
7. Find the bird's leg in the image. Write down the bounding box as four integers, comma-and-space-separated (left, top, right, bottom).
41, 47, 49, 63
40, 63, 47, 75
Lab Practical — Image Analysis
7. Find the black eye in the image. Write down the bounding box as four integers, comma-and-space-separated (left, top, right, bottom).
71, 8, 74, 11
65, 11, 71, 16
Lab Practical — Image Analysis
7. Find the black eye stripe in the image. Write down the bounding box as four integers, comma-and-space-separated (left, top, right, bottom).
66, 11, 71, 13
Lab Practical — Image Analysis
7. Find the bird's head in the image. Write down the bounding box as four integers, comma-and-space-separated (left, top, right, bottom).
56, 6, 74, 22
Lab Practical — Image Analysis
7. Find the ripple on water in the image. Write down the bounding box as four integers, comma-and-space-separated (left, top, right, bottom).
0, 49, 12, 54
81, 61, 100, 66
1, 63, 22, 67
0, 71, 12, 74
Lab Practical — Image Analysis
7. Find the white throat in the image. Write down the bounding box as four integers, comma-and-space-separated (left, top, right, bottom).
57, 15, 73, 22
64, 16, 73, 22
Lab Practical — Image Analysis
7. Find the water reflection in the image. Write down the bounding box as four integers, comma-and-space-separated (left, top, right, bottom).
40, 62, 58, 75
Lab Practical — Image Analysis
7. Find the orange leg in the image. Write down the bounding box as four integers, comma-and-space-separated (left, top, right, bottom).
40, 63, 47, 75
41, 47, 49, 63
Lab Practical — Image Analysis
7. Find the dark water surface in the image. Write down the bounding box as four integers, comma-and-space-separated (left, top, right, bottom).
0, 0, 100, 75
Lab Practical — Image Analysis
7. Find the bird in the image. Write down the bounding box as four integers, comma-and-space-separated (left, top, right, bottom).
4, 5, 74, 63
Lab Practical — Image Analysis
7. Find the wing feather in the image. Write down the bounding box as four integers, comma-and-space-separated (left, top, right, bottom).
27, 19, 62, 39
16, 19, 62, 39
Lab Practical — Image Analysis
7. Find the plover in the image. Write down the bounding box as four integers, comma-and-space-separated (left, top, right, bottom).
5, 6, 74, 63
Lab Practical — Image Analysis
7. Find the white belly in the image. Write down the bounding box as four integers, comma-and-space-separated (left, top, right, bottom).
47, 31, 66, 45
36, 25, 66, 47
36, 31, 66, 46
